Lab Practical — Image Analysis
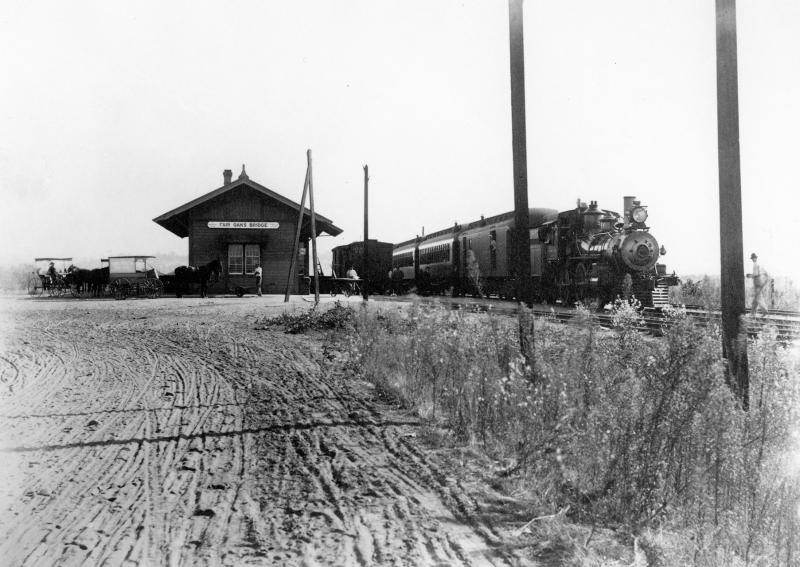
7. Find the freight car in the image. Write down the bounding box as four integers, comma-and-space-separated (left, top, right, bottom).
392, 197, 679, 308
331, 240, 394, 294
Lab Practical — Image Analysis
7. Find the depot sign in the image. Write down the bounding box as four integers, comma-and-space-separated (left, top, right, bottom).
207, 221, 280, 229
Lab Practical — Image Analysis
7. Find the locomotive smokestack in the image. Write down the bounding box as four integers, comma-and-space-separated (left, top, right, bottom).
223, 169, 233, 185
623, 196, 636, 227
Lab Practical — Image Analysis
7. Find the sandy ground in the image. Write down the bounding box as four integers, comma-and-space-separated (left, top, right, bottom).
0, 295, 517, 567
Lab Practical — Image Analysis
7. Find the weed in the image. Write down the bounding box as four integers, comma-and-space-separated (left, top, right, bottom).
342, 299, 800, 564
260, 301, 355, 334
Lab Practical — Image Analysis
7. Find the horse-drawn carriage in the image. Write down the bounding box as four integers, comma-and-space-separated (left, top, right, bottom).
107, 256, 164, 299
300, 275, 362, 297
27, 258, 74, 297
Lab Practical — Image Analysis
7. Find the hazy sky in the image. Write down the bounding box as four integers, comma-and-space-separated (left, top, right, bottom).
2, 1, 798, 278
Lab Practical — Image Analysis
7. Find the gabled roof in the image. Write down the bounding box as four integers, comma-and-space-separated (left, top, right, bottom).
153, 176, 342, 238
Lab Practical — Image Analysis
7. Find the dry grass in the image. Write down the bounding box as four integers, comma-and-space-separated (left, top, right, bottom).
343, 299, 800, 565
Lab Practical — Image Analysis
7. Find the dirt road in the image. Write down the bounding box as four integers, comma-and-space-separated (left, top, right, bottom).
0, 296, 516, 566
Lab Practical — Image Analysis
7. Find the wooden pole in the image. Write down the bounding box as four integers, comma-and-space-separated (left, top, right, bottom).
363, 164, 369, 301
509, 0, 532, 303
283, 167, 310, 302
716, 0, 748, 408
307, 149, 320, 305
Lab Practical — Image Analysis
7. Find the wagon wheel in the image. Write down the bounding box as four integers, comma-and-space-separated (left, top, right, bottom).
150, 279, 164, 298
112, 278, 130, 300
70, 282, 91, 298
48, 281, 63, 297
142, 280, 153, 298
27, 274, 42, 296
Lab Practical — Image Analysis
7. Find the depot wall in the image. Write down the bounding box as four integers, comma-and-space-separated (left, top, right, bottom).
186, 185, 307, 294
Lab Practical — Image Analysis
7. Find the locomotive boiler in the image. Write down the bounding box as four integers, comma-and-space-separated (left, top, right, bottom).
392, 196, 679, 308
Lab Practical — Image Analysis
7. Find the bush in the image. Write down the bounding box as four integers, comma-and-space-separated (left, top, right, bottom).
344, 300, 800, 563
260, 301, 355, 334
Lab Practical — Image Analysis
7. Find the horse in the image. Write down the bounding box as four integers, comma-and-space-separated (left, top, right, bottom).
65, 265, 108, 297
174, 259, 222, 298
65, 265, 92, 296
88, 266, 109, 296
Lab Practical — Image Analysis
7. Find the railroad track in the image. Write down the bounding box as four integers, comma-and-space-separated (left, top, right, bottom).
371, 295, 800, 342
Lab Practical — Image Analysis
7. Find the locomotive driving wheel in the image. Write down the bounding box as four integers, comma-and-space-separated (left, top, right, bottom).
557, 268, 572, 306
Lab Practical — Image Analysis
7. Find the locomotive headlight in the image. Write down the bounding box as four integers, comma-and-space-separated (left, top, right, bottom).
631, 206, 648, 223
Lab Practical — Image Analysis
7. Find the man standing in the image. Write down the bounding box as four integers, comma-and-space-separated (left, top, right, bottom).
254, 264, 263, 297
746, 253, 770, 315
346, 266, 359, 294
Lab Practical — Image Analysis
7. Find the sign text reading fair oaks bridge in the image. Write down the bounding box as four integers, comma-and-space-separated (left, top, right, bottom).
207, 221, 280, 229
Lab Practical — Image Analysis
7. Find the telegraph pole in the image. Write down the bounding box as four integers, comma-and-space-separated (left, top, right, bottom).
509, 0, 531, 302
284, 167, 310, 302
307, 150, 320, 305
363, 165, 369, 301
716, 0, 749, 408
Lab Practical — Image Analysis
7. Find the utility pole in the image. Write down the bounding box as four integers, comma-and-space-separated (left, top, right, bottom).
716, 0, 749, 408
284, 167, 310, 303
307, 150, 320, 305
509, 0, 531, 303
363, 165, 369, 301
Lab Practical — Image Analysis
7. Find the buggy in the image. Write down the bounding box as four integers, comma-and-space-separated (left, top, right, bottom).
327, 277, 362, 297
27, 258, 74, 297
108, 256, 164, 299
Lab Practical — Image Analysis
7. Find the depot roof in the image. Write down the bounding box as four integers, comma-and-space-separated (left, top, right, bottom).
153, 171, 342, 239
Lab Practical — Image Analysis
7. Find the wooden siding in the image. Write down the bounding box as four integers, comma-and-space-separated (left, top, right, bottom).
186, 185, 306, 294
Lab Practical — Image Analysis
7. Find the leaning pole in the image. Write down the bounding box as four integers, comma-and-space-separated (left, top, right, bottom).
363, 165, 369, 301
716, 0, 749, 408
508, 0, 531, 303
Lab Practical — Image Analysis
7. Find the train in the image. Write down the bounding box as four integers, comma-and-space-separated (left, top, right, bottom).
391, 196, 679, 308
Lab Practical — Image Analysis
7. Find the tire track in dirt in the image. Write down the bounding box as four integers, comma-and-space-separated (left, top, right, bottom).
0, 299, 517, 566
0, 329, 162, 564
0, 316, 237, 565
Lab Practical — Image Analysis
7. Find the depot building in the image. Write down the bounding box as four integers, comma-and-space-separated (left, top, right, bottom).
153, 165, 342, 294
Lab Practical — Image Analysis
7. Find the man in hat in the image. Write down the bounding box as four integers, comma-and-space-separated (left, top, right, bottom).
254, 264, 263, 297
746, 253, 770, 316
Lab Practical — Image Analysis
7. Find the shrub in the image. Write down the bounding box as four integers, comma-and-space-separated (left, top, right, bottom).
343, 299, 800, 563
260, 301, 355, 334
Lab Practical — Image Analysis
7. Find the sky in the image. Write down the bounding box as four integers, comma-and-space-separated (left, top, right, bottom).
1, 0, 798, 279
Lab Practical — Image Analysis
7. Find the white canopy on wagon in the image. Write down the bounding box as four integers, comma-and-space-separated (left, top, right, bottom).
108, 256, 159, 280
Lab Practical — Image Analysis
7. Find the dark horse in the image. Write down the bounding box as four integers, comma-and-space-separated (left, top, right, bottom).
65, 265, 110, 296
65, 265, 91, 295
174, 259, 222, 298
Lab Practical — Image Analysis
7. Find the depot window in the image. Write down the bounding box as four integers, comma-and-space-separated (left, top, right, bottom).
228, 244, 261, 275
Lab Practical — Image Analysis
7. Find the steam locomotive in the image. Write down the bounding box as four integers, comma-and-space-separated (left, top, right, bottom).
392, 196, 679, 307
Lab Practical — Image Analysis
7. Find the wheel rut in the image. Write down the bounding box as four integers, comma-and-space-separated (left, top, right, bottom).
0, 300, 517, 566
